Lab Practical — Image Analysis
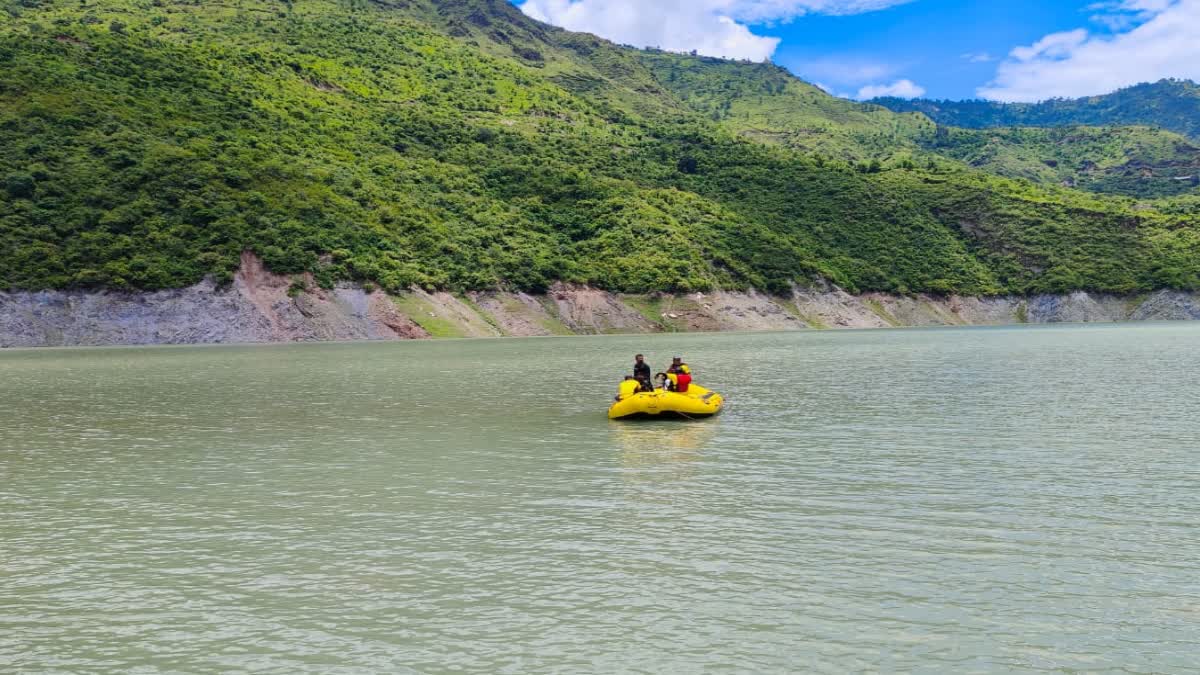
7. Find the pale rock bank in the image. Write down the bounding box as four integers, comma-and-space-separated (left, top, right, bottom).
3, 254, 1200, 347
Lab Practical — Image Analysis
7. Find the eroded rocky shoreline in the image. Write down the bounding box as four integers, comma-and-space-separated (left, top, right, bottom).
3, 253, 1200, 347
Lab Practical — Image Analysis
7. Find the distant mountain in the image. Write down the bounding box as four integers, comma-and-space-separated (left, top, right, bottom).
641, 56, 1200, 198
872, 80, 1200, 140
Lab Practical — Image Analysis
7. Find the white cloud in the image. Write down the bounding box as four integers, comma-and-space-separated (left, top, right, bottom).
1105, 0, 1173, 14
962, 52, 994, 63
519, 0, 914, 61
813, 81, 855, 99
856, 79, 926, 99
1009, 29, 1088, 62
979, 0, 1200, 102
797, 58, 899, 84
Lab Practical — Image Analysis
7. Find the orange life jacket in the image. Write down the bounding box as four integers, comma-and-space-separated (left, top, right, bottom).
676, 373, 692, 393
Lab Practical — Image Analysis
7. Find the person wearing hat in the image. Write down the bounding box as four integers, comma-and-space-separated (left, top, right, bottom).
665, 357, 692, 392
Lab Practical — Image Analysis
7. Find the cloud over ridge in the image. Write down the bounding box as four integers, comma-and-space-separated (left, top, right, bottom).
980, 0, 1200, 102
519, 0, 914, 61
857, 79, 925, 99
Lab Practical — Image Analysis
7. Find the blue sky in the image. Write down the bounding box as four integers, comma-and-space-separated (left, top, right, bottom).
517, 0, 1200, 102
768, 0, 1098, 100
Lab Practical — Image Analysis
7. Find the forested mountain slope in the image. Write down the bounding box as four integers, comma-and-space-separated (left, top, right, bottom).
2, 0, 1199, 297
926, 125, 1200, 199
643, 55, 1200, 198
873, 79, 1200, 139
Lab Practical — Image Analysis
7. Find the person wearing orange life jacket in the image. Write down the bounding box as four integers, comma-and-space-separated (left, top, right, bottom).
665, 356, 693, 393
675, 364, 693, 393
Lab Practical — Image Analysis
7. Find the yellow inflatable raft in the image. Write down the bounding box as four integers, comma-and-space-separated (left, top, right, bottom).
608, 375, 724, 420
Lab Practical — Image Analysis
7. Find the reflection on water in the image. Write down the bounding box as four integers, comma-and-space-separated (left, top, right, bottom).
613, 420, 717, 497
3, 325, 1200, 672
613, 417, 719, 454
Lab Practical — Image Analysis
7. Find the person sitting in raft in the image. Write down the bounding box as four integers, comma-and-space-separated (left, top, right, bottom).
663, 357, 692, 388
659, 358, 693, 393
616, 376, 641, 402
668, 356, 693, 373
675, 364, 693, 393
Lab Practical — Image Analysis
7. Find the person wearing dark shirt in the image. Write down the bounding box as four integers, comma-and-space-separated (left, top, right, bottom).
633, 354, 652, 392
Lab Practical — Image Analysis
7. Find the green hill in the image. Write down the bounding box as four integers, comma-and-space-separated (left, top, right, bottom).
636, 53, 933, 162
926, 125, 1200, 199
873, 79, 1200, 139
642, 54, 1200, 199
2, 0, 1200, 296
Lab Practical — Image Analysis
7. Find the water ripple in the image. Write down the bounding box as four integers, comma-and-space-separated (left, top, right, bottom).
2, 325, 1199, 672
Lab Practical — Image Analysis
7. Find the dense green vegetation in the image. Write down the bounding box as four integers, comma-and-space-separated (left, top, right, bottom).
925, 125, 1200, 199
2, 0, 1200, 296
638, 53, 934, 162
643, 54, 1200, 199
874, 79, 1200, 139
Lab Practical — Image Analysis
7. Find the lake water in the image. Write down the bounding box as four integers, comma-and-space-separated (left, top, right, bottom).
2, 324, 1199, 672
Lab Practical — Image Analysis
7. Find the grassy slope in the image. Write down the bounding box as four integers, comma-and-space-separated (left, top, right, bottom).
1, 0, 1199, 296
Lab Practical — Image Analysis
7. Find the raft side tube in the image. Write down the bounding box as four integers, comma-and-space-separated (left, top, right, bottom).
608, 386, 724, 421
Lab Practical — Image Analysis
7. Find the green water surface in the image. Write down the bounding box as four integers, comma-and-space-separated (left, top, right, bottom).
2, 324, 1198, 672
